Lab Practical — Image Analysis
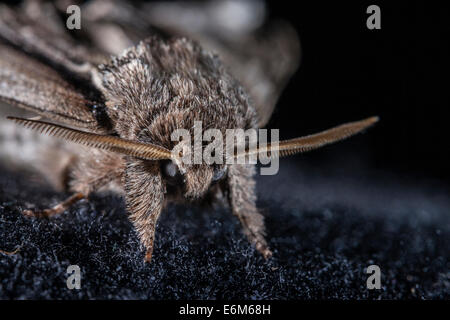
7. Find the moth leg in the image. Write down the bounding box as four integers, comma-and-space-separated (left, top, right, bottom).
23, 192, 85, 218
69, 149, 125, 196
227, 164, 272, 259
125, 160, 165, 263
23, 150, 125, 218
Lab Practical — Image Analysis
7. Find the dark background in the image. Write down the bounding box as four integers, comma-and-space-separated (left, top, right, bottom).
266, 0, 449, 183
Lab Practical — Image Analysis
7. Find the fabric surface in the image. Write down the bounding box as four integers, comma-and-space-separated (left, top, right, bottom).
0, 160, 448, 299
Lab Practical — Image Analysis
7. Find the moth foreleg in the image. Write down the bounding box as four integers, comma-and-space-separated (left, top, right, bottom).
23, 192, 85, 218
227, 164, 272, 259
23, 150, 125, 218
124, 160, 165, 263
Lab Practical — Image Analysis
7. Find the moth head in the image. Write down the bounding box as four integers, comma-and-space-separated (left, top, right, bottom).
171, 163, 227, 199
165, 140, 228, 199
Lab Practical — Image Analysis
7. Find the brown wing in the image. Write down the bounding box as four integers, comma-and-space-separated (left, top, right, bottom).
0, 3, 106, 73
0, 3, 111, 133
0, 44, 105, 132
216, 21, 300, 128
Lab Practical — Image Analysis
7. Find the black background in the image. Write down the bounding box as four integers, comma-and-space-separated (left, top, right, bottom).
266, 1, 449, 183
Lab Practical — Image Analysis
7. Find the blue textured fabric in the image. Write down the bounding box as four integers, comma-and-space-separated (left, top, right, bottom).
0, 160, 448, 299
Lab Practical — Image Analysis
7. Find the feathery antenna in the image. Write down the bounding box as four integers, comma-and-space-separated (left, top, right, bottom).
238, 116, 379, 159
7, 117, 172, 160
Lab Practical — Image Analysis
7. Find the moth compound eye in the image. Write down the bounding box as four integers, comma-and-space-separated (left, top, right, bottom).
164, 161, 178, 178
212, 166, 227, 182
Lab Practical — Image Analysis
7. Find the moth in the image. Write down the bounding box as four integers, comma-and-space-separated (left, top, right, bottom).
0, 0, 377, 262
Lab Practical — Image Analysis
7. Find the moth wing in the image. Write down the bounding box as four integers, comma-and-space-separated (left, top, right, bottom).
0, 3, 106, 73
217, 21, 300, 128
0, 44, 105, 132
